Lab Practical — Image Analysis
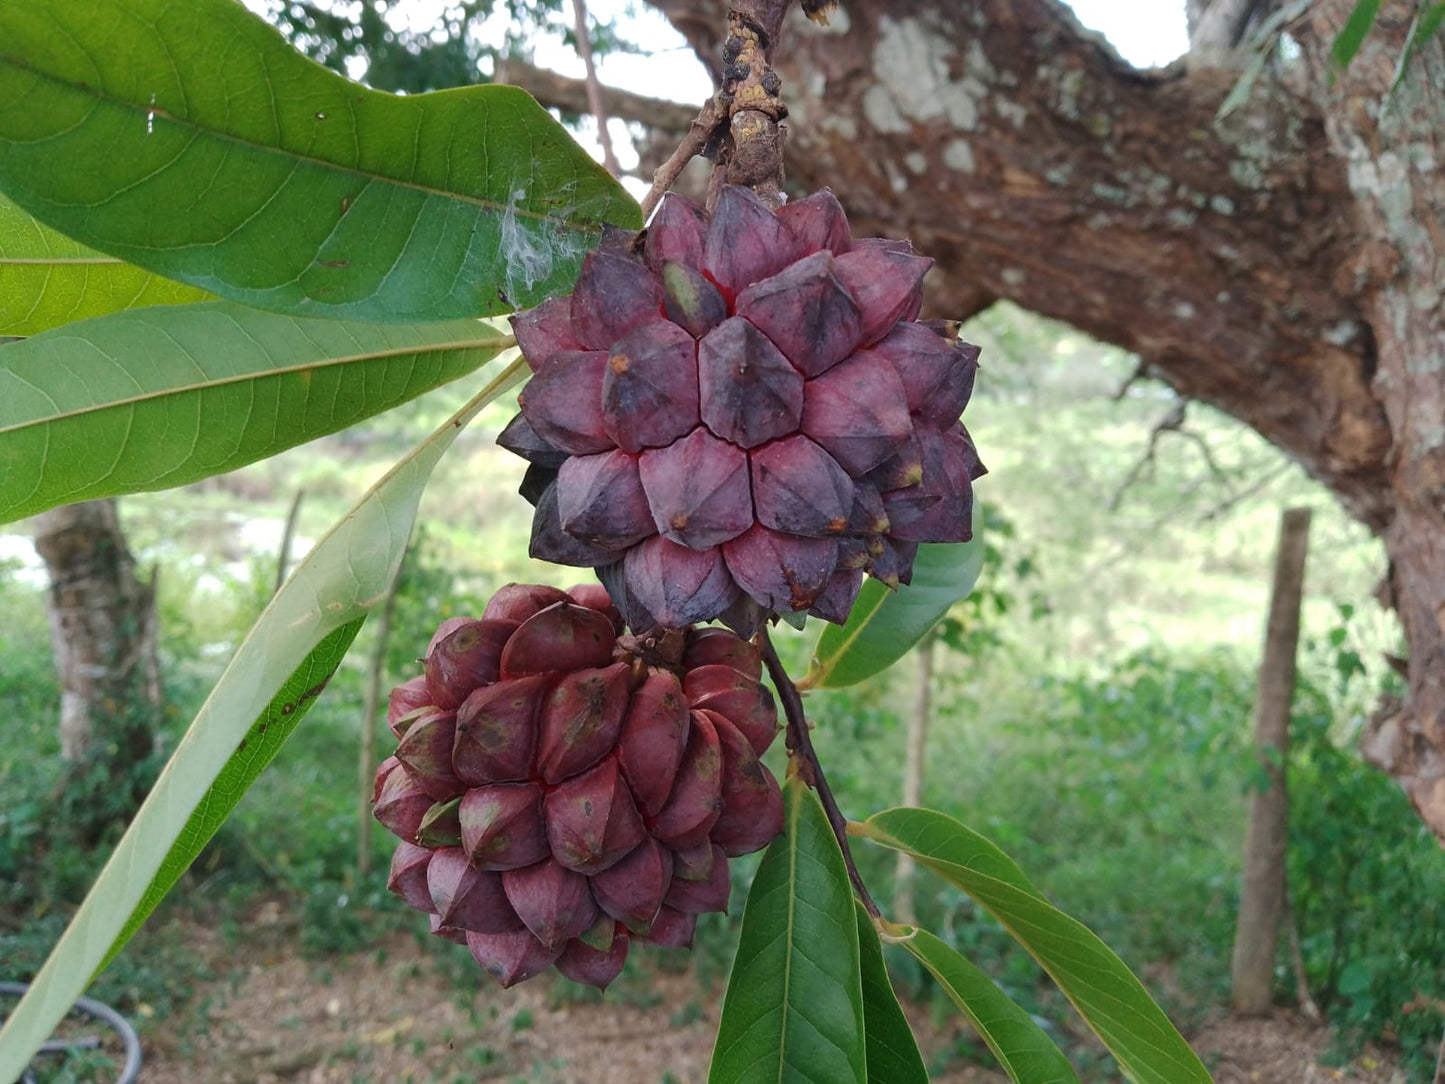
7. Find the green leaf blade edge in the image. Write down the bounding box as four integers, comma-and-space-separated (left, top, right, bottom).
96, 618, 364, 974
0, 301, 511, 524
0, 0, 640, 322
854, 902, 929, 1084
857, 808, 1213, 1084
808, 538, 985, 689
710, 777, 867, 1084
902, 928, 1080, 1084
0, 354, 525, 1080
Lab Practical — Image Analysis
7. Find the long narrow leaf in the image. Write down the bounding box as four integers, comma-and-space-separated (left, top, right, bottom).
856, 808, 1212, 1084
0, 193, 211, 335
98, 618, 364, 974
0, 302, 511, 523
0, 0, 640, 322
0, 354, 525, 1081
710, 777, 866, 1084
902, 928, 1080, 1084
854, 902, 928, 1084
805, 539, 984, 689
1331, 0, 1381, 68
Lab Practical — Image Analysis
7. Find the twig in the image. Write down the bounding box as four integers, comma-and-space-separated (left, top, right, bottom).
1199, 460, 1291, 522
569, 0, 620, 177
1283, 883, 1322, 1022
273, 488, 304, 595
1434, 1017, 1445, 1084
758, 627, 881, 918
639, 95, 726, 219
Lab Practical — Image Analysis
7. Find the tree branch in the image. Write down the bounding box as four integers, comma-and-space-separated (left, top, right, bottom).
570, 0, 621, 176
495, 59, 697, 133
758, 628, 881, 918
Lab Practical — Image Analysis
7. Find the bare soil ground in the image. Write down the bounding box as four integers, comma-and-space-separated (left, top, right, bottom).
131, 906, 1409, 1084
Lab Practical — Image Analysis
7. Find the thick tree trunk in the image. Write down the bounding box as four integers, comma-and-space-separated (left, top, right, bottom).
32, 499, 160, 771
1231, 507, 1310, 1015
641, 0, 1445, 839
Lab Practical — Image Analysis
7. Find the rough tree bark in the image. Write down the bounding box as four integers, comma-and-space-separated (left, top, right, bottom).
32, 498, 161, 837
1231, 507, 1311, 1015
625, 0, 1443, 838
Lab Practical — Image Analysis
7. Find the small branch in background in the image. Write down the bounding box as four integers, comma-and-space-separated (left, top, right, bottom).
639, 95, 726, 219
1283, 884, 1322, 1022
1109, 397, 1227, 512
892, 633, 935, 925
495, 59, 695, 133
1199, 460, 1291, 523
357, 548, 405, 877
1111, 358, 1152, 402
759, 628, 882, 919
273, 488, 305, 595
569, 0, 620, 177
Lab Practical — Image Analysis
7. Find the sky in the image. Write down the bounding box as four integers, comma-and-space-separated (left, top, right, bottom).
244, 2, 1191, 95
238, 0, 1191, 190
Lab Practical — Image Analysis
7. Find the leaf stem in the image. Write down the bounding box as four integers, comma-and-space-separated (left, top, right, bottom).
759, 627, 881, 918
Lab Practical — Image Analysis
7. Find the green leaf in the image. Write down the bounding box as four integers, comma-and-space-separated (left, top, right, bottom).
854, 902, 928, 1084
901, 929, 1080, 1084
856, 808, 1212, 1084
1332, 0, 1381, 69
0, 355, 524, 1082
857, 807, 1044, 899
0, 193, 211, 335
97, 618, 363, 974
710, 777, 866, 1084
0, 301, 511, 524
1214, 45, 1270, 121
0, 0, 640, 323
805, 538, 985, 689
1391, 3, 1445, 92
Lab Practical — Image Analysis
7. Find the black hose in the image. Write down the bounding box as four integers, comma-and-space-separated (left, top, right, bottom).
0, 982, 142, 1084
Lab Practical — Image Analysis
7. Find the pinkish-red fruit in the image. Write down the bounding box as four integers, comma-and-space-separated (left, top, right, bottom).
589, 835, 673, 933
556, 450, 655, 550
535, 662, 631, 784
637, 428, 752, 550
502, 859, 600, 948
709, 713, 786, 856
481, 583, 571, 624
502, 187, 983, 635
373, 760, 436, 844
683, 627, 763, 681
556, 929, 631, 989
425, 620, 516, 709
466, 929, 563, 988
426, 847, 523, 934
498, 602, 617, 678
684, 673, 779, 757
387, 842, 435, 913
649, 711, 724, 848
544, 756, 646, 873
697, 317, 804, 449
616, 671, 691, 817
452, 674, 550, 786
393, 708, 465, 800
458, 782, 550, 871
663, 844, 731, 914
600, 320, 700, 452
734, 250, 863, 377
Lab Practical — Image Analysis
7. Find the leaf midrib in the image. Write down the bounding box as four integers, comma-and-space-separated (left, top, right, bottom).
776, 791, 800, 1084
0, 330, 506, 435
0, 53, 574, 230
